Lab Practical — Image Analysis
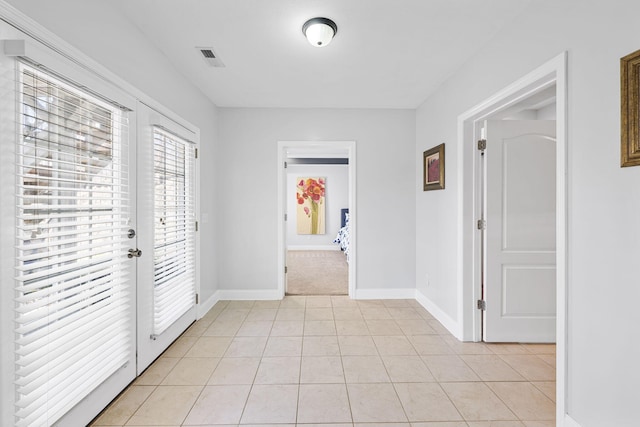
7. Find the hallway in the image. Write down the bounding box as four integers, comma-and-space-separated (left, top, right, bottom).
92, 296, 555, 426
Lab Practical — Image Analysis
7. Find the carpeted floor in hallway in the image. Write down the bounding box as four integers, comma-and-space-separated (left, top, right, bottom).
286, 250, 348, 295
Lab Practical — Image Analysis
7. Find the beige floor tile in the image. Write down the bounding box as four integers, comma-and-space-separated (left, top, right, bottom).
246, 308, 278, 321
252, 300, 282, 309
264, 336, 303, 357
361, 307, 393, 320
225, 301, 255, 309
388, 307, 423, 320
306, 307, 335, 320
297, 384, 352, 423
126, 385, 202, 425
522, 344, 556, 355
216, 308, 251, 322
161, 357, 220, 385
499, 355, 555, 381
335, 319, 370, 335
441, 336, 495, 355
441, 382, 517, 421
236, 320, 274, 336
183, 384, 251, 425
487, 382, 555, 421
134, 357, 180, 385
271, 320, 304, 336
374, 336, 418, 356
408, 335, 454, 355
395, 383, 463, 422
521, 421, 555, 427
182, 319, 213, 337
207, 357, 260, 385
202, 319, 243, 337
93, 386, 155, 425
467, 422, 524, 427
224, 336, 268, 357
422, 355, 480, 382
342, 355, 390, 383
383, 299, 413, 308
366, 319, 403, 335
303, 335, 341, 356
241, 384, 299, 424
255, 356, 301, 384
280, 296, 307, 308
382, 356, 435, 382
304, 320, 337, 335
338, 335, 378, 355
486, 344, 530, 355
411, 422, 468, 427
532, 381, 556, 402
460, 355, 525, 382
358, 424, 410, 427
276, 308, 306, 321
413, 307, 435, 321
536, 354, 556, 368
347, 383, 407, 423
331, 295, 359, 307
162, 336, 198, 358
333, 307, 364, 320
395, 319, 437, 335
427, 320, 451, 335
185, 336, 233, 358
306, 295, 333, 307
300, 356, 345, 383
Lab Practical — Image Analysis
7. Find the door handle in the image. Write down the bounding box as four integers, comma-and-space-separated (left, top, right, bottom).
128, 248, 142, 258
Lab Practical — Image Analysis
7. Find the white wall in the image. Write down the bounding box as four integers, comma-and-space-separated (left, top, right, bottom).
287, 164, 348, 249
218, 108, 415, 292
415, 0, 640, 425
4, 0, 221, 303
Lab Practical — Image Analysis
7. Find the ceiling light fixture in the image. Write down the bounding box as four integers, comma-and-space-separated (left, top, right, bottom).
302, 17, 337, 47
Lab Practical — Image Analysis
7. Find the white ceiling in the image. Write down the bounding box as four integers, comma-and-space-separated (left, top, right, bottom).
114, 0, 531, 109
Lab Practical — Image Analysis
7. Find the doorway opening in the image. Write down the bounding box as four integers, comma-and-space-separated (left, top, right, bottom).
277, 141, 356, 298
458, 52, 567, 420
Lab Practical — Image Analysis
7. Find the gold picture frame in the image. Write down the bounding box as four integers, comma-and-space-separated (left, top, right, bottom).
621, 49, 640, 167
423, 143, 445, 191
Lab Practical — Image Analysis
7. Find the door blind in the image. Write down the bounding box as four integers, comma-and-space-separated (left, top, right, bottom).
152, 127, 196, 335
14, 66, 131, 426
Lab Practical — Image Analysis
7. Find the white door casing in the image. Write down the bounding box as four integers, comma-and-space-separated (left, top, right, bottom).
483, 120, 557, 343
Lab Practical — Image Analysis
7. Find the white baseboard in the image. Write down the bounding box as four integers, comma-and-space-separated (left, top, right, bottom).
287, 245, 340, 251
216, 289, 282, 301
197, 292, 220, 319
354, 288, 416, 300
415, 289, 462, 339
564, 414, 582, 427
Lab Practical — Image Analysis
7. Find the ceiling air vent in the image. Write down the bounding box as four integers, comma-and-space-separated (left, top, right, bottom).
196, 47, 225, 67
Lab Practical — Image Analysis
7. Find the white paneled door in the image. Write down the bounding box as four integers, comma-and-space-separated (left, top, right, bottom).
483, 120, 557, 343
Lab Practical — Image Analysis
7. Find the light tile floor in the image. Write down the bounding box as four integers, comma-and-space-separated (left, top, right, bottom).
92, 296, 556, 427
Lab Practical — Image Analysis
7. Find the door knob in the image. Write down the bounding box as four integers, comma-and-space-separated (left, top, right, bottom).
128, 248, 142, 258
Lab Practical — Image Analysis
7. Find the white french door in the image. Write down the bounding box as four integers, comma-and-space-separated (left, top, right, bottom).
135, 103, 198, 372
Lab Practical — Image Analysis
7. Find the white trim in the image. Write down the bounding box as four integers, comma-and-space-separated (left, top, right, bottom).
215, 289, 283, 301
415, 289, 462, 339
354, 288, 416, 300
457, 52, 568, 421
288, 245, 341, 251
564, 414, 582, 427
197, 292, 220, 319
277, 141, 357, 298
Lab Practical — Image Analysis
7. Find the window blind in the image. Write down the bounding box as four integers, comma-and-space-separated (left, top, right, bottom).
14, 66, 131, 426
152, 127, 196, 336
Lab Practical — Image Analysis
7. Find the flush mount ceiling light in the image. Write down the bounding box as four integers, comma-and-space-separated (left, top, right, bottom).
302, 17, 337, 47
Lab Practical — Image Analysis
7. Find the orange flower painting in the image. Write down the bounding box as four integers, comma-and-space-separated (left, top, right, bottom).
296, 177, 326, 234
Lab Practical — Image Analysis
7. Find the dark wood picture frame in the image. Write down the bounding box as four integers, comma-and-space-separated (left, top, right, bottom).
423, 143, 445, 191
621, 49, 640, 167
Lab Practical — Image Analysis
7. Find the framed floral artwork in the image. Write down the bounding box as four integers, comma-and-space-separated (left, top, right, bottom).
296, 177, 326, 234
621, 48, 640, 167
423, 143, 445, 191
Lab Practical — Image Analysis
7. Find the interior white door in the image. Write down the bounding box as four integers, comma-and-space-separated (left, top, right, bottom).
136, 104, 198, 372
483, 120, 556, 342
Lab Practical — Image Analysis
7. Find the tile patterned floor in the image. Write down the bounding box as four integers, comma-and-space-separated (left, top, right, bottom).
91, 297, 556, 427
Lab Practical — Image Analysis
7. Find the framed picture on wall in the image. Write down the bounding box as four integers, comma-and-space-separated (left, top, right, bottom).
621, 48, 640, 167
423, 143, 445, 191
